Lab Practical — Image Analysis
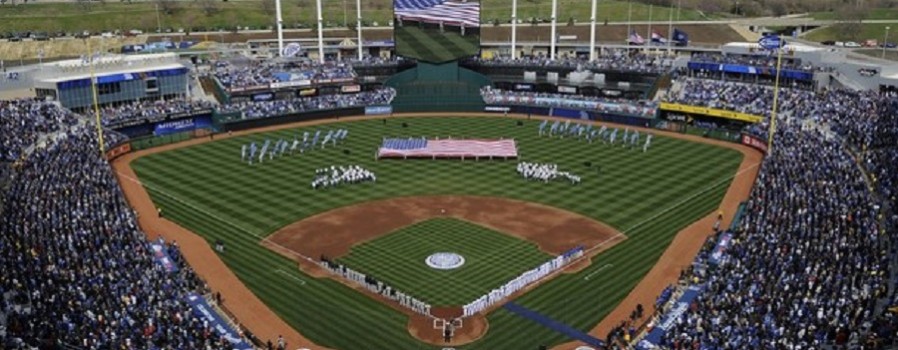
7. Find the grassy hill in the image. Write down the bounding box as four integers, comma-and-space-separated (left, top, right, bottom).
0, 0, 717, 34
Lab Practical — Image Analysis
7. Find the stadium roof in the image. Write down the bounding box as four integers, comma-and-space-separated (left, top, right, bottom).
723, 41, 824, 53
35, 53, 184, 84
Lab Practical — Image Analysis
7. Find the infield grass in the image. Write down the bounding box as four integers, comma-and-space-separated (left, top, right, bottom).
131, 116, 743, 349
339, 218, 552, 306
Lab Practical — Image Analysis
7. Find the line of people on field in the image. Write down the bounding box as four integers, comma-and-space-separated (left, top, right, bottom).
311, 165, 376, 189
516, 162, 580, 185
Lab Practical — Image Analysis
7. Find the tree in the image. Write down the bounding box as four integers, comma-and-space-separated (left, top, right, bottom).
156, 0, 178, 15
75, 0, 93, 12
262, 0, 276, 16
199, 0, 219, 16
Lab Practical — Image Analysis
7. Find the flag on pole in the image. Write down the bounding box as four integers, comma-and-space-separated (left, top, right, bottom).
628, 31, 645, 45
673, 28, 689, 46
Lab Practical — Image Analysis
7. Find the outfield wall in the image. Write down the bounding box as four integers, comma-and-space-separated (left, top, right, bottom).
221, 107, 365, 132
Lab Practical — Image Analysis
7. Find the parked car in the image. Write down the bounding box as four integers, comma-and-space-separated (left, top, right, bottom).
881, 42, 897, 48
844, 41, 862, 48
75, 31, 90, 39
821, 40, 835, 46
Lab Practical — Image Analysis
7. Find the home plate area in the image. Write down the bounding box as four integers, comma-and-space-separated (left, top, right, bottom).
263, 196, 625, 346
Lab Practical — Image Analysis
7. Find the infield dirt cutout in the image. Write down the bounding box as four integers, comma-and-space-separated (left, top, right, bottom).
263, 195, 625, 346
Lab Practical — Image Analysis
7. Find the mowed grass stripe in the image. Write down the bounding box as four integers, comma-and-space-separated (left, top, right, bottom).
339, 218, 552, 305
131, 116, 744, 349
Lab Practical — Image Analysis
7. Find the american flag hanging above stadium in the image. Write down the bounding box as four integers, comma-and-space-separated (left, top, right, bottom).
394, 0, 481, 28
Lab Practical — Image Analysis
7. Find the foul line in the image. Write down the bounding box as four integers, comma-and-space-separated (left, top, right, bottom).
275, 269, 307, 285
117, 170, 322, 265
583, 264, 613, 281
621, 162, 760, 235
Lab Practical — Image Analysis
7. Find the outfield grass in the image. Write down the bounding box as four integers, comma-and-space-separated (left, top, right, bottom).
131, 116, 743, 349
339, 218, 552, 306
0, 0, 716, 34
394, 25, 480, 63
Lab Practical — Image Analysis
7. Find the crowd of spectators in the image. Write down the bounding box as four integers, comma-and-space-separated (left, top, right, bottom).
633, 81, 898, 348
654, 118, 889, 348
86, 97, 217, 128
213, 59, 357, 90
481, 87, 657, 118
0, 98, 80, 163
468, 50, 676, 74
667, 77, 815, 118
0, 102, 253, 348
219, 88, 396, 119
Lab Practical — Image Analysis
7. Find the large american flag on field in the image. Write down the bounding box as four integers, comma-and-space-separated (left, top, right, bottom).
378, 138, 517, 158
395, 0, 481, 28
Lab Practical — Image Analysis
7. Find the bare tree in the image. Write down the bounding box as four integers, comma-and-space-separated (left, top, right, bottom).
199, 0, 219, 16
156, 0, 179, 15
75, 0, 93, 12
262, 0, 276, 16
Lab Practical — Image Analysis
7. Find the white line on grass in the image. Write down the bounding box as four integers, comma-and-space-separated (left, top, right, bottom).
116, 171, 340, 265
116, 171, 262, 238
583, 264, 613, 281
275, 269, 307, 285
621, 162, 760, 235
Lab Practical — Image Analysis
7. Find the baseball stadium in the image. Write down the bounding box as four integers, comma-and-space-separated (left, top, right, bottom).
1, 0, 897, 349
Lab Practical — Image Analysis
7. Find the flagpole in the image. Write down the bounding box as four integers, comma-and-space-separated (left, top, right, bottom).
275, 0, 284, 56
667, 0, 673, 53
511, 0, 517, 59
589, 0, 597, 61
356, 0, 363, 60
626, 0, 632, 46
86, 39, 105, 155
646, 4, 653, 52
767, 46, 784, 152
316, 0, 325, 63
550, 0, 558, 60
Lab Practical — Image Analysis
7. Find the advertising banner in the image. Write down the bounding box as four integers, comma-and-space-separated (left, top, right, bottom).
660, 102, 764, 123
154, 116, 212, 136
484, 106, 510, 113
637, 284, 706, 349
557, 86, 577, 94
365, 105, 393, 115
708, 232, 734, 266
148, 238, 179, 273
741, 133, 768, 153
341, 84, 362, 93
104, 142, 132, 161
270, 80, 312, 89
185, 293, 254, 350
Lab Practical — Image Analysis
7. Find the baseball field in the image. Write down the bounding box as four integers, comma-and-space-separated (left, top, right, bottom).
123, 115, 746, 349
394, 25, 481, 63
